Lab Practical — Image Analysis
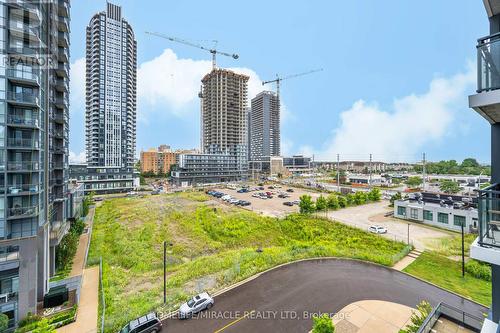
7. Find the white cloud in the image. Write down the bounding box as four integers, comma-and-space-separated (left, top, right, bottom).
311, 65, 475, 161
69, 151, 86, 164
137, 49, 266, 119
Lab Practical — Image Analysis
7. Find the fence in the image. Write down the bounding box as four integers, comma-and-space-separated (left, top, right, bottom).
100, 257, 105, 333
417, 302, 483, 333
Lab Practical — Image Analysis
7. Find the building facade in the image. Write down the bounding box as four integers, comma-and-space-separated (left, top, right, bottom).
249, 91, 280, 162
74, 2, 137, 194
140, 146, 177, 175
0, 0, 71, 329
468, 1, 500, 330
171, 152, 244, 186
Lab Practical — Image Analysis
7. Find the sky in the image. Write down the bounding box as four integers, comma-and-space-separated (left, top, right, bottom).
68, 0, 491, 164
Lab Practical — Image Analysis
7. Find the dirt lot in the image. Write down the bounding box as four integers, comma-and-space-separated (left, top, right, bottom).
327, 201, 453, 250
212, 186, 322, 217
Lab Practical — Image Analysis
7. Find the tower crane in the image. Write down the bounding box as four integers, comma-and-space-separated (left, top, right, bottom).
145, 31, 239, 70
262, 68, 323, 98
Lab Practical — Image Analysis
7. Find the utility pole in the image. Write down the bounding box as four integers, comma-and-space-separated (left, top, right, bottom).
422, 152, 426, 192
337, 154, 340, 192
163, 241, 167, 304
369, 154, 373, 187
461, 222, 465, 277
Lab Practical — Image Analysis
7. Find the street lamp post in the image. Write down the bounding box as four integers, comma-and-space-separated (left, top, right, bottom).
407, 223, 410, 245
461, 223, 465, 278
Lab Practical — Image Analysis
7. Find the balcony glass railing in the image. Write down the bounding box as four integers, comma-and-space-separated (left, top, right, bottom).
7, 184, 39, 194
478, 33, 500, 93
6, 91, 39, 105
7, 161, 40, 171
7, 138, 39, 148
6, 68, 40, 84
417, 302, 483, 333
7, 115, 39, 127
478, 183, 500, 249
7, 205, 38, 218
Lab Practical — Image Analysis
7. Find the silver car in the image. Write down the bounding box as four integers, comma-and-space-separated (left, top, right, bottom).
179, 292, 214, 319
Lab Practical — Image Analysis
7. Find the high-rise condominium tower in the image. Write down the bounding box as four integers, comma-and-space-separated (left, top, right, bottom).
249, 91, 280, 161
82, 2, 137, 193
200, 68, 248, 171
0, 0, 71, 328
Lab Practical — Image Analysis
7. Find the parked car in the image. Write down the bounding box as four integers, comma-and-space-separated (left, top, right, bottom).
229, 198, 239, 204
258, 186, 265, 190
283, 201, 294, 206
239, 200, 251, 206
292, 200, 300, 205
286, 188, 294, 193
151, 190, 160, 195
119, 312, 162, 333
368, 225, 387, 234
278, 194, 289, 198
179, 292, 214, 319
221, 195, 231, 201
237, 188, 248, 193
214, 192, 224, 198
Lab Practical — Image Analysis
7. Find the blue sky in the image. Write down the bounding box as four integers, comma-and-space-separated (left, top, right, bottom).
69, 1, 490, 164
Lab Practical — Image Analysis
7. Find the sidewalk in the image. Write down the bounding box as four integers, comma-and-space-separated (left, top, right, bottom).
393, 249, 423, 271
56, 266, 99, 333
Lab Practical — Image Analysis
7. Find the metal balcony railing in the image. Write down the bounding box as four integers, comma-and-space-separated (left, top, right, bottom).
417, 302, 483, 333
478, 183, 500, 249
477, 32, 500, 93
0, 292, 18, 305
7, 205, 38, 218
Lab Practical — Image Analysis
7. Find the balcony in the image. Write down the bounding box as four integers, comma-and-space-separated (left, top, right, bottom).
476, 183, 500, 249
7, 0, 41, 22
7, 184, 39, 196
58, 15, 69, 33
58, 31, 69, 48
6, 68, 39, 86
58, 47, 69, 63
50, 219, 69, 246
58, 0, 70, 18
7, 205, 39, 219
7, 138, 39, 149
470, 33, 500, 123
55, 77, 68, 92
7, 46, 40, 60
8, 20, 40, 43
55, 62, 69, 78
417, 302, 483, 333
7, 161, 40, 172
7, 115, 39, 128
6, 91, 39, 107
52, 96, 69, 110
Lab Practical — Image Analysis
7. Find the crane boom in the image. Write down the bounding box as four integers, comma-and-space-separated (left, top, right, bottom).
145, 31, 239, 69
262, 68, 323, 97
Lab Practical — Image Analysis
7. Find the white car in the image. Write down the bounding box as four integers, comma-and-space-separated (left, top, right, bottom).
221, 195, 232, 201
229, 198, 239, 204
369, 225, 387, 234
179, 292, 214, 319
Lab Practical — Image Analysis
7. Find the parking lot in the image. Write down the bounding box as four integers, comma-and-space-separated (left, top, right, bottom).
211, 185, 322, 217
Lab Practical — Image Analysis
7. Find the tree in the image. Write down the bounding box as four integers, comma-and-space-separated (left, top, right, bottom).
32, 318, 56, 333
315, 195, 327, 211
368, 188, 381, 201
312, 314, 335, 333
345, 193, 355, 206
406, 176, 422, 188
439, 180, 461, 194
461, 158, 480, 168
400, 301, 432, 333
0, 313, 8, 332
299, 195, 316, 214
390, 192, 402, 207
354, 191, 367, 205
327, 194, 340, 210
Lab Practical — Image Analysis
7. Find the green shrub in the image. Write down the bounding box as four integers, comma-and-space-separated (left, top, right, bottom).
0, 313, 8, 332
465, 260, 491, 281
326, 194, 340, 210
337, 196, 347, 208
312, 314, 335, 333
299, 195, 315, 214
399, 301, 432, 333
315, 195, 327, 211
17, 312, 41, 328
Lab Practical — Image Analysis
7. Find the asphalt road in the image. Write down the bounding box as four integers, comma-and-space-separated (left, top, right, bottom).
163, 259, 487, 333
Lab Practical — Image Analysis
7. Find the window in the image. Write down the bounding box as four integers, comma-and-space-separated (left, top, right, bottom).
454, 215, 466, 227
437, 212, 449, 224
472, 218, 478, 229
397, 206, 406, 216
410, 208, 418, 220
423, 210, 433, 221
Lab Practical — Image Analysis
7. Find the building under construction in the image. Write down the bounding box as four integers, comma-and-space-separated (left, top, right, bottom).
172, 68, 249, 186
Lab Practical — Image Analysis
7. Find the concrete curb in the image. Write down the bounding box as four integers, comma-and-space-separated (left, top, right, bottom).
159, 256, 488, 321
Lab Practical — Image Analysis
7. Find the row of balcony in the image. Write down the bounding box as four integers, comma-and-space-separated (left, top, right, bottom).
477, 183, 500, 249
7, 205, 38, 219
7, 184, 39, 195
6, 137, 39, 149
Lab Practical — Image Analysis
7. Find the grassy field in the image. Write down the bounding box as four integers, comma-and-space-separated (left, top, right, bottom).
88, 191, 411, 332
403, 251, 491, 306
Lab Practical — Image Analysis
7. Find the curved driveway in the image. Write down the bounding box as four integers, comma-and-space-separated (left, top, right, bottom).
164, 259, 487, 333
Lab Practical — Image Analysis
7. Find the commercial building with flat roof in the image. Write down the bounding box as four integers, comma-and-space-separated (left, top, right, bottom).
140, 146, 177, 175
